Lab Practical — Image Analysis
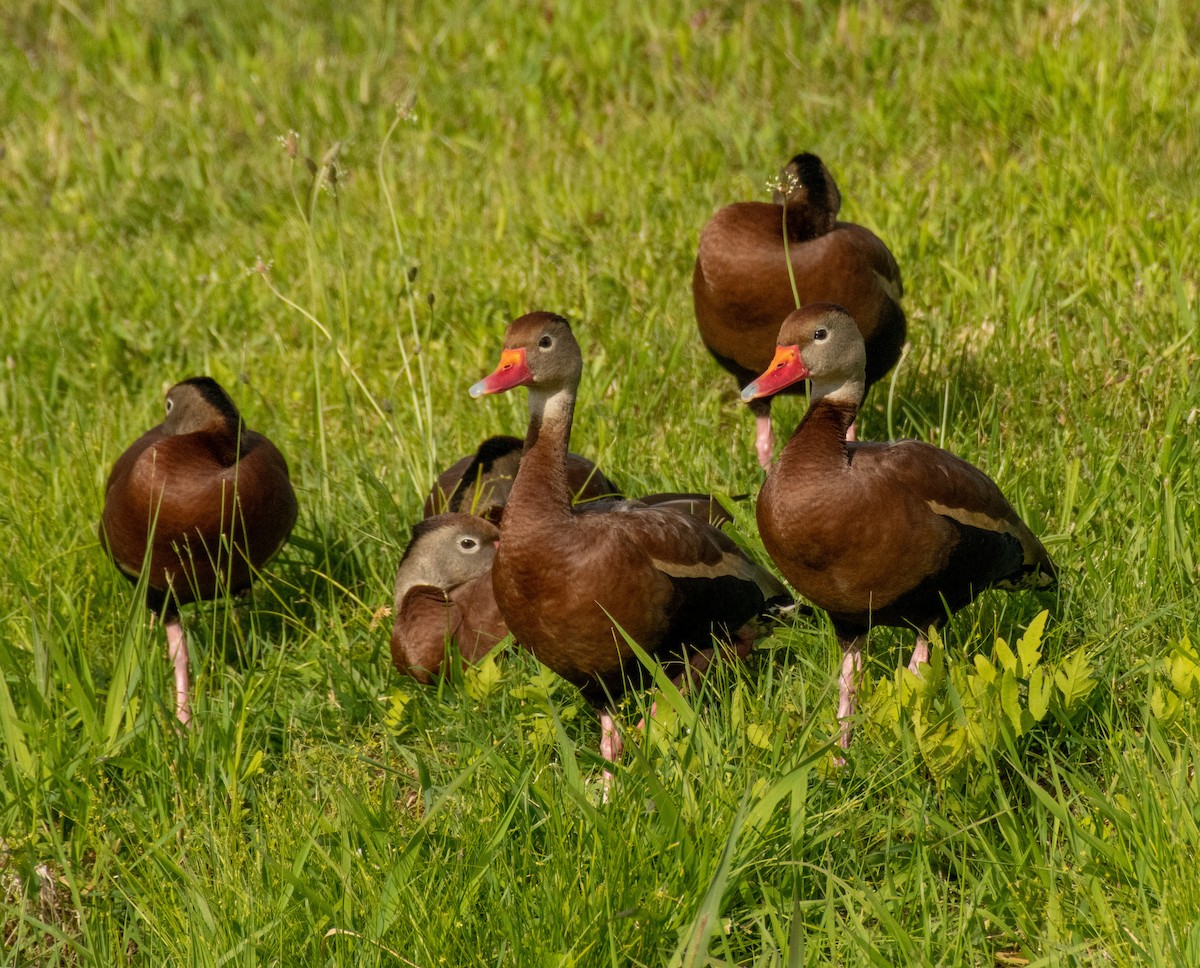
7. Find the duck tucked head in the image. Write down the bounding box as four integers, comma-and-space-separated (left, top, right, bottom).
394, 513, 501, 602
163, 377, 242, 436
771, 152, 841, 227
740, 304, 865, 407
469, 312, 582, 399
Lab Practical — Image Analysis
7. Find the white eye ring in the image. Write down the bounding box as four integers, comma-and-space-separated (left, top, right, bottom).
537, 335, 553, 350
458, 536, 479, 552
165, 398, 174, 413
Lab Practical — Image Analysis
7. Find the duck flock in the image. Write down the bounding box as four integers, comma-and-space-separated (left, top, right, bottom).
99, 152, 1057, 775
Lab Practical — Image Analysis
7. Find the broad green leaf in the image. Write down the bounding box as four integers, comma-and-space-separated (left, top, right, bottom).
524, 713, 555, 754
927, 633, 948, 691
963, 695, 999, 755
464, 652, 502, 701
745, 723, 772, 750
654, 698, 682, 737
974, 653, 998, 684
994, 636, 1018, 675
1054, 648, 1096, 710
965, 670, 991, 703
1166, 643, 1200, 698
1000, 671, 1026, 737
868, 676, 901, 728
898, 666, 919, 705
1017, 609, 1049, 672
508, 664, 560, 702
1028, 667, 1053, 721
916, 720, 970, 780
1150, 685, 1181, 725
383, 687, 411, 731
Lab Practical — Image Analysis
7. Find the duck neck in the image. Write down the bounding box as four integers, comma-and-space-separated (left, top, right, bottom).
204, 421, 246, 467
779, 380, 861, 471
782, 203, 834, 241
507, 385, 577, 520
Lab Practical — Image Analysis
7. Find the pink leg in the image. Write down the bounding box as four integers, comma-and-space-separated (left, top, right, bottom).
600, 710, 622, 796
907, 635, 929, 676
836, 639, 864, 759
755, 414, 775, 470
165, 616, 193, 727
602, 701, 663, 798
633, 700, 658, 734
846, 419, 858, 442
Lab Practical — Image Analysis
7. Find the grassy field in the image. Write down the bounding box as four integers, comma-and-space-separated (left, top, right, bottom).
2, 0, 1199, 964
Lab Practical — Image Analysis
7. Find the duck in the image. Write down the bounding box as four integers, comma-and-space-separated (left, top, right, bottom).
470, 312, 790, 777
742, 304, 1056, 751
390, 513, 508, 682
99, 377, 298, 725
423, 434, 620, 522
693, 152, 906, 467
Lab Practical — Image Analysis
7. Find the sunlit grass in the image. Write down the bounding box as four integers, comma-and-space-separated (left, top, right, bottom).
1, 0, 1198, 964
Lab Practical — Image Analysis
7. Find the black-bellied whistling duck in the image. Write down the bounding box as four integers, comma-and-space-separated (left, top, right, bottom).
693, 152, 906, 467
423, 435, 620, 522
391, 513, 508, 682
742, 305, 1057, 751
424, 435, 738, 527
470, 312, 789, 778
100, 377, 297, 725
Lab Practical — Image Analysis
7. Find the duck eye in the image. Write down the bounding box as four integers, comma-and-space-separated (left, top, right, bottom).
459, 537, 478, 552
813, 328, 828, 341
165, 398, 174, 413
537, 335, 553, 350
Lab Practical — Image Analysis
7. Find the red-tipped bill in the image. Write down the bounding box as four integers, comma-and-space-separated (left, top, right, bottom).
740, 345, 809, 401
470, 348, 533, 398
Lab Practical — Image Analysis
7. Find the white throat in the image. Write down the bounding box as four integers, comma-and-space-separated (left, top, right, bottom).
809, 374, 865, 408
529, 386, 574, 427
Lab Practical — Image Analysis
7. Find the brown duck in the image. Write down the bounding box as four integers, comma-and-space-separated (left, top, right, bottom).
100, 377, 297, 725
390, 513, 508, 682
743, 305, 1056, 750
694, 152, 906, 467
470, 312, 789, 775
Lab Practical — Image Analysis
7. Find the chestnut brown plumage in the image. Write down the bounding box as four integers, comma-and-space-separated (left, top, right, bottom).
391, 513, 508, 682
423, 435, 620, 522
99, 377, 297, 725
743, 305, 1056, 750
694, 152, 906, 467
471, 312, 789, 775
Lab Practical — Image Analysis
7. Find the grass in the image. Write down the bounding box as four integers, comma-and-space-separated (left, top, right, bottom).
2, 0, 1199, 963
